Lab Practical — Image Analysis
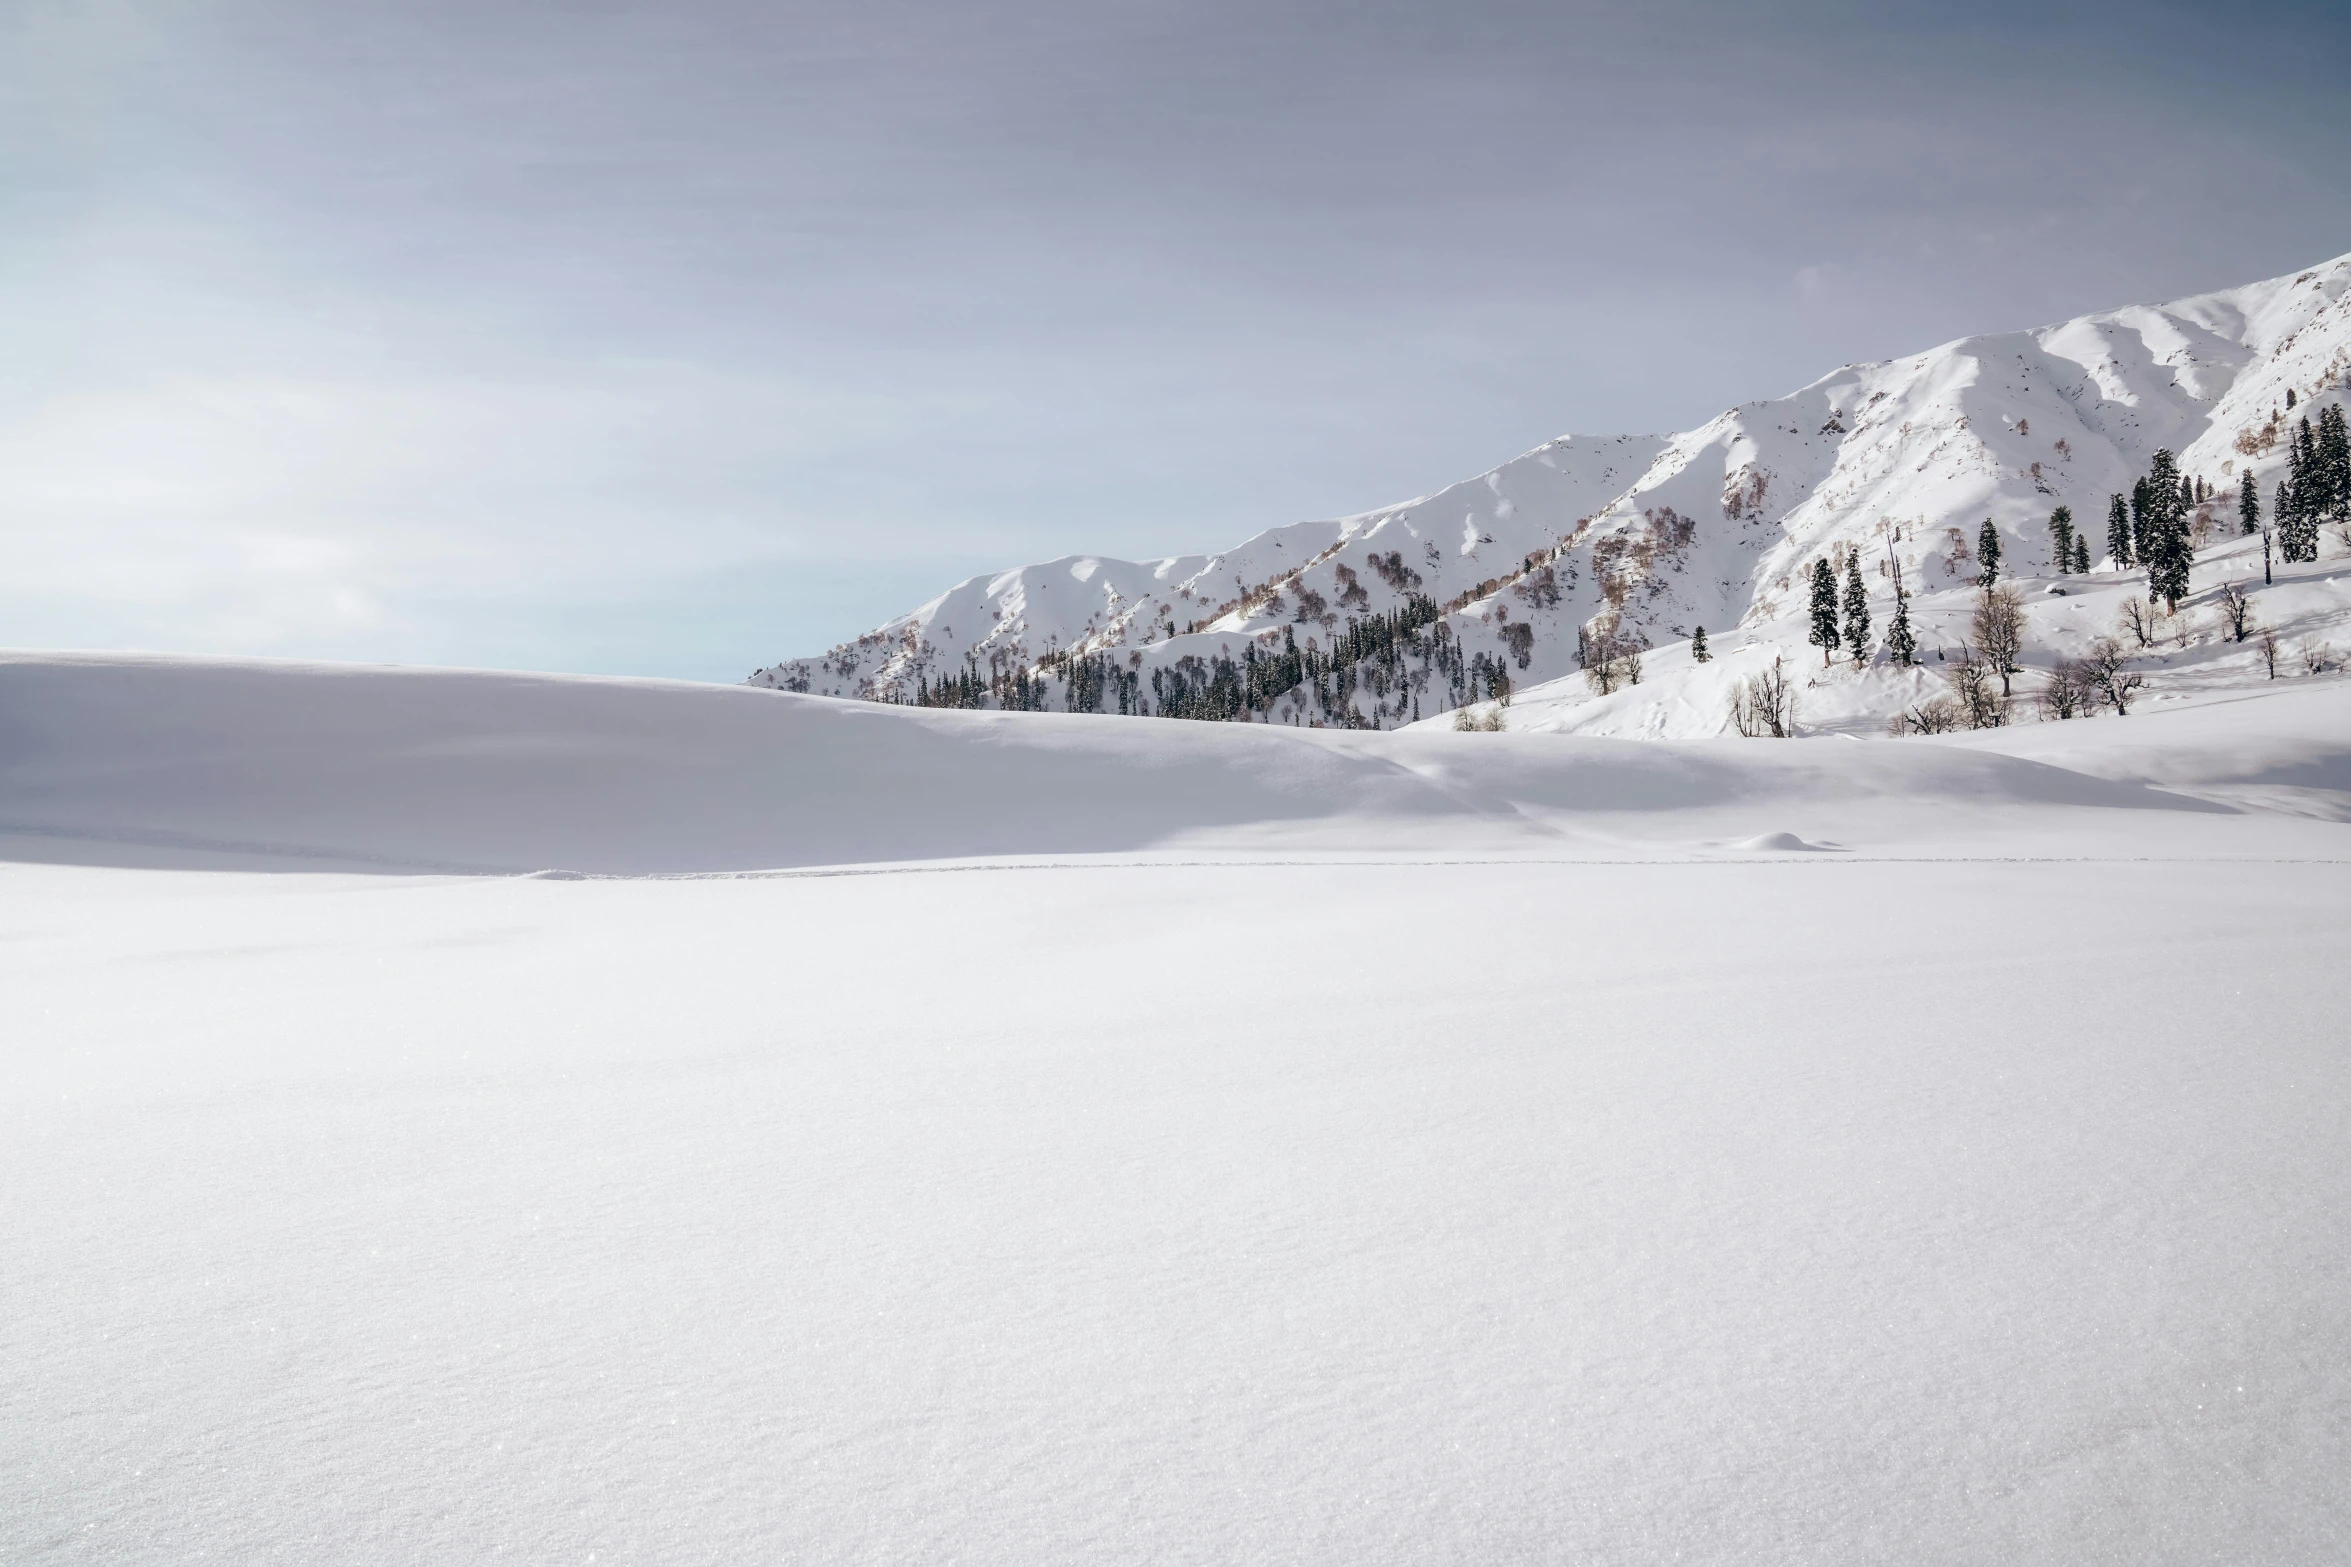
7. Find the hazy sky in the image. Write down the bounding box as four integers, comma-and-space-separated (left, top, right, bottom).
7, 0, 2349, 680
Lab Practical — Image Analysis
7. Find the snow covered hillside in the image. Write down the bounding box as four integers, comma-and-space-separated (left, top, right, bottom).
5, 649, 2346, 872
752, 251, 2351, 733
1477, 529, 2351, 742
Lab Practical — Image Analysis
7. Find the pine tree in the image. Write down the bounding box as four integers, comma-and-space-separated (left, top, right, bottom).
1884, 582, 1916, 666
2071, 534, 2091, 575
2130, 478, 2151, 564
1691, 625, 1710, 663
1808, 558, 1840, 666
1976, 519, 2001, 587
2284, 478, 2319, 563
2106, 493, 2133, 567
2239, 474, 2261, 535
2047, 505, 2074, 572
2149, 529, 2190, 610
2144, 449, 2191, 610
2280, 424, 2319, 562
1842, 554, 1871, 664
2178, 474, 2194, 511
2318, 404, 2350, 522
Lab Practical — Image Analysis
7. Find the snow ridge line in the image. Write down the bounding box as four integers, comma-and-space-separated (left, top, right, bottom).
501, 852, 2351, 883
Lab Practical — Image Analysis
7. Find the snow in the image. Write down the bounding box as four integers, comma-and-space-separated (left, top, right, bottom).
1480, 530, 2351, 742
6, 649, 2350, 1561
753, 250, 2351, 736
7, 649, 2346, 872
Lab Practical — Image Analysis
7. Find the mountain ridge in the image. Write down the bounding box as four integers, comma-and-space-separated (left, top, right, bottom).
751, 251, 2351, 730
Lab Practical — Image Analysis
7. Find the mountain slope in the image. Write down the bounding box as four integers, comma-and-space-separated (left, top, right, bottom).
752, 252, 2351, 727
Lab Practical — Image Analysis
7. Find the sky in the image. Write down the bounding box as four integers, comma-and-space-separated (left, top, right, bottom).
6, 0, 2350, 682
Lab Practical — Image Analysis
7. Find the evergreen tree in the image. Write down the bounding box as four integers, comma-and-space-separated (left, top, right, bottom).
2106, 493, 2133, 566
2282, 475, 2318, 563
2130, 478, 2151, 564
1691, 625, 1710, 663
2147, 447, 2181, 504
1884, 582, 1917, 666
2071, 533, 2092, 575
1976, 519, 2001, 586
1842, 554, 1871, 664
2318, 404, 2350, 522
2279, 425, 2319, 562
2239, 474, 2261, 536
2047, 505, 2074, 572
2144, 448, 2191, 610
2178, 474, 2195, 512
2148, 528, 2190, 610
1808, 558, 1840, 666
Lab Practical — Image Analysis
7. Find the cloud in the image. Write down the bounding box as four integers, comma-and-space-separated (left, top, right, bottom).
6, 0, 2350, 677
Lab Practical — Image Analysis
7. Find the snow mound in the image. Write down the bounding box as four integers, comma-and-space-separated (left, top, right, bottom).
1733, 831, 1836, 852
2, 650, 2341, 873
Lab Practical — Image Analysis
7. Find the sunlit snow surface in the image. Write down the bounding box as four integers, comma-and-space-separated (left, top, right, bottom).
5, 652, 2349, 1562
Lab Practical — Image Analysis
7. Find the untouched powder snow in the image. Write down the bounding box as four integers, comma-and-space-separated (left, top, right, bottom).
4, 649, 2350, 1562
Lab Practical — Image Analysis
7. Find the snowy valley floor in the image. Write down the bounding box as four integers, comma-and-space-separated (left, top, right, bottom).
5, 654, 2350, 1563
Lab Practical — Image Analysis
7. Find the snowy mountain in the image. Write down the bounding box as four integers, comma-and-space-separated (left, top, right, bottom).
751, 251, 2351, 730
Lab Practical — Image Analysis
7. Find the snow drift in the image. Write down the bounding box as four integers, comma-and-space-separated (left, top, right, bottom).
5, 649, 2343, 874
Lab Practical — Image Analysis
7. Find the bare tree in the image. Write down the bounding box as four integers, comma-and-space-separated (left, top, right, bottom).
1971, 584, 2026, 696
2037, 659, 2096, 720
1946, 644, 2010, 728
2258, 628, 2280, 679
1582, 629, 1647, 694
2300, 639, 2333, 676
2116, 595, 2154, 649
1728, 654, 1796, 737
2081, 637, 2144, 715
1894, 695, 1964, 734
2216, 581, 2255, 642
1583, 640, 1622, 695
1452, 702, 1507, 732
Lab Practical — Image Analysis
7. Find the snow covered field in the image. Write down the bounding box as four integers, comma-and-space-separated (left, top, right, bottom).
6, 652, 2349, 1562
